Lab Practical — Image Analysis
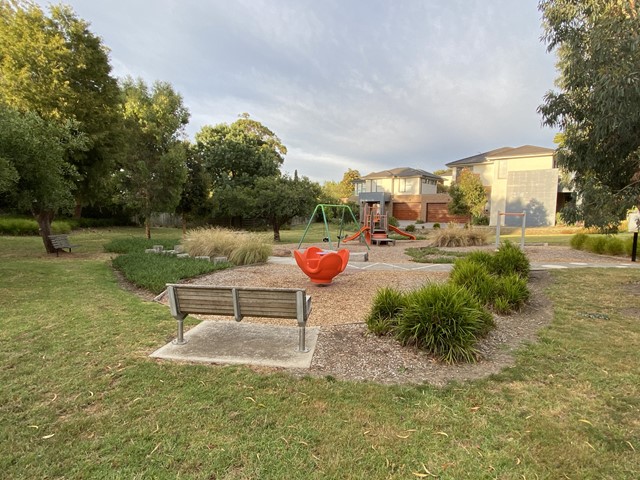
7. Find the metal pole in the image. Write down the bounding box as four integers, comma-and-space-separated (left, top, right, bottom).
521, 211, 526, 249
632, 232, 638, 262
298, 326, 309, 352
173, 318, 187, 345
495, 211, 501, 248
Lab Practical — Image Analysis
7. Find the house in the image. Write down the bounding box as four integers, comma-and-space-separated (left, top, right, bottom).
351, 167, 466, 223
446, 145, 570, 227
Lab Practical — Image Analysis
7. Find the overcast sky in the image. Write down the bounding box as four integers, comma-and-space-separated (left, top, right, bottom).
37, 0, 559, 183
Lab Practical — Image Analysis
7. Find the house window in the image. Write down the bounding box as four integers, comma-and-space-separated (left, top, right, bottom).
399, 179, 408, 193
354, 182, 364, 195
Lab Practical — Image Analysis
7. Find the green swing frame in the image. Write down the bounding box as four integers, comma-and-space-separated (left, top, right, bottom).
297, 204, 368, 250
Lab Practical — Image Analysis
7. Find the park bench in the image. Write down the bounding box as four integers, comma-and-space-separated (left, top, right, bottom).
166, 284, 313, 352
371, 237, 395, 246
48, 234, 81, 256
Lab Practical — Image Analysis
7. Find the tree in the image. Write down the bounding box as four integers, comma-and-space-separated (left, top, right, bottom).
248, 174, 321, 241
176, 142, 213, 234
338, 168, 360, 198
0, 1, 123, 216
117, 78, 189, 238
196, 114, 286, 218
538, 0, 640, 231
448, 169, 487, 224
0, 104, 87, 252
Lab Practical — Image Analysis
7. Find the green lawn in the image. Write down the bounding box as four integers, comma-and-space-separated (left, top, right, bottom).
1, 230, 639, 478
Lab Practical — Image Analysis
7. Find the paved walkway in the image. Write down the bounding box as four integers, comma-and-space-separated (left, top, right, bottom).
268, 256, 640, 271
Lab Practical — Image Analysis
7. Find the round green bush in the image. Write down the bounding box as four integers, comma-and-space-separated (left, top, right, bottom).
492, 241, 530, 278
365, 287, 406, 336
570, 233, 589, 250
405, 224, 416, 233
584, 236, 607, 254
604, 236, 625, 256
394, 283, 494, 363
449, 258, 495, 306
492, 274, 530, 314
433, 223, 441, 229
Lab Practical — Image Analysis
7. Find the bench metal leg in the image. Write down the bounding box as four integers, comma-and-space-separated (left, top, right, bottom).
173, 316, 188, 345
298, 325, 309, 353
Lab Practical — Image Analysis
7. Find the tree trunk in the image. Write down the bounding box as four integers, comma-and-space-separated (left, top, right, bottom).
73, 201, 83, 219
272, 221, 281, 242
36, 210, 56, 253
145, 217, 151, 239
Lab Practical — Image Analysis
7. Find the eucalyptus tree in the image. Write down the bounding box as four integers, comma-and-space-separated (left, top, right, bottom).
117, 78, 189, 238
538, 0, 640, 230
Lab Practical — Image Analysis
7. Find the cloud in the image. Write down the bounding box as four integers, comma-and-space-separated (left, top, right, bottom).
36, 0, 558, 182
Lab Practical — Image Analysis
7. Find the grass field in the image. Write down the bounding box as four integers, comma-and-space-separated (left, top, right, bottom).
1, 229, 639, 478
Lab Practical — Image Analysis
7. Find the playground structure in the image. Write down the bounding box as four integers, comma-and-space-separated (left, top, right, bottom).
293, 247, 350, 285
343, 204, 416, 246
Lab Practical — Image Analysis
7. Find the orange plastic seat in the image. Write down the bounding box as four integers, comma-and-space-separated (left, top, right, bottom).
293, 248, 350, 285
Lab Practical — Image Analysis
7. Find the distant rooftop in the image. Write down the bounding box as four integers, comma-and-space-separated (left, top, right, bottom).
446, 145, 555, 167
360, 167, 442, 181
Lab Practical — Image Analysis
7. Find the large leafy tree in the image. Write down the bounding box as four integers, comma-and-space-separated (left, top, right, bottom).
538, 0, 640, 230
0, 1, 122, 216
0, 104, 87, 252
196, 114, 286, 218
448, 169, 487, 224
248, 174, 321, 241
175, 142, 213, 234
338, 168, 360, 198
117, 78, 189, 238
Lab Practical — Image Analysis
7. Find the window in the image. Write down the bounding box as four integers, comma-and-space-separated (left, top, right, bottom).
354, 182, 364, 194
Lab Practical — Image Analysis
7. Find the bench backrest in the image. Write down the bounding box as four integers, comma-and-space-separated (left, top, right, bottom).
49, 234, 72, 249
167, 284, 309, 322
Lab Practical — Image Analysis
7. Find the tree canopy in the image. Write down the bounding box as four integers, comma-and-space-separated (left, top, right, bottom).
0, 0, 122, 215
448, 169, 487, 223
117, 77, 190, 238
196, 115, 286, 218
0, 104, 87, 251
538, 0, 640, 230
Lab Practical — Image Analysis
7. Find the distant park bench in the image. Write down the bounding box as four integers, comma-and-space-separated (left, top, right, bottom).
48, 234, 81, 256
166, 284, 313, 352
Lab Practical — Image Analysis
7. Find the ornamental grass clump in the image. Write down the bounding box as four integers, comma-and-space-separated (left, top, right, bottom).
584, 235, 607, 254
184, 228, 272, 265
394, 283, 493, 363
604, 236, 625, 256
429, 225, 488, 247
227, 233, 273, 265
365, 287, 407, 336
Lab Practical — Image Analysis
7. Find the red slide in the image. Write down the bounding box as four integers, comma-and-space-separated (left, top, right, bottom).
343, 226, 370, 243
388, 224, 416, 240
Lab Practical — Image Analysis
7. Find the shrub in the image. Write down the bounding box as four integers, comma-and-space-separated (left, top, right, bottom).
394, 283, 494, 363
491, 241, 530, 278
0, 217, 72, 235
492, 274, 530, 314
112, 252, 229, 294
405, 224, 416, 233
604, 236, 625, 256
570, 233, 589, 250
472, 215, 489, 226
450, 257, 530, 314
584, 235, 607, 254
433, 223, 441, 229
365, 287, 406, 336
625, 237, 635, 256
388, 216, 399, 227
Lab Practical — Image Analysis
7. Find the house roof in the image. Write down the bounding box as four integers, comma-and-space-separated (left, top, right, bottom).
360, 167, 442, 181
445, 145, 554, 167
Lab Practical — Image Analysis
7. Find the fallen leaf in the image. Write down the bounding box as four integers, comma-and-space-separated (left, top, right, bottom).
435, 431, 449, 437
625, 441, 635, 452
579, 419, 593, 426
42, 434, 55, 439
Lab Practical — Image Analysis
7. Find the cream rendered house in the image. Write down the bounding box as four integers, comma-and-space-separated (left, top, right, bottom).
446, 145, 569, 227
